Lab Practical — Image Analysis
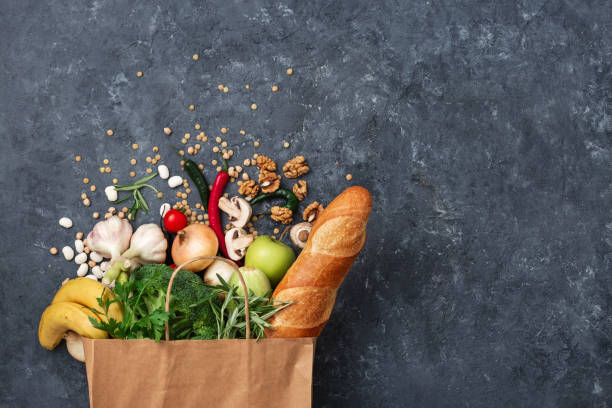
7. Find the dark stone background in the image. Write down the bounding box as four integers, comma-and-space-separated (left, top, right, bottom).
1, 0, 610, 407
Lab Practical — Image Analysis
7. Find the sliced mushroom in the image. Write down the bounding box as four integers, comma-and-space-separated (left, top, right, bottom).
64, 331, 85, 363
225, 227, 254, 261
290, 222, 312, 248
218, 196, 252, 228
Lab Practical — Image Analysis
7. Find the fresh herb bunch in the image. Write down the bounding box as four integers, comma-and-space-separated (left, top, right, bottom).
206, 276, 293, 340
113, 173, 159, 220
89, 264, 292, 341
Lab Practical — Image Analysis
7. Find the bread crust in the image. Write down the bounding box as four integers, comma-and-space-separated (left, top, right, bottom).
266, 186, 372, 338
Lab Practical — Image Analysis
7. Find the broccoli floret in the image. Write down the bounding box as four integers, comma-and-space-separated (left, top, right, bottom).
131, 264, 218, 340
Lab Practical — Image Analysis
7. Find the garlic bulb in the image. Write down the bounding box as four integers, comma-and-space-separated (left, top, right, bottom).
122, 224, 167, 264
103, 224, 167, 284
86, 216, 132, 261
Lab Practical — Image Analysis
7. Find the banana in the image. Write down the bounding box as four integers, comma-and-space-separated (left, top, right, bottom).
52, 277, 123, 323
38, 302, 108, 350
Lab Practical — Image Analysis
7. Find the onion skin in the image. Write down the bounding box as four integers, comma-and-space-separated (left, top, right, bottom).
171, 224, 219, 271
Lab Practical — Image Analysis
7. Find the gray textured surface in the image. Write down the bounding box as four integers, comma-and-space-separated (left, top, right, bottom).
1, 0, 611, 407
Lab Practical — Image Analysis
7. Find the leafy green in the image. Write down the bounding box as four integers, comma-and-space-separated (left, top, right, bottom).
90, 264, 292, 341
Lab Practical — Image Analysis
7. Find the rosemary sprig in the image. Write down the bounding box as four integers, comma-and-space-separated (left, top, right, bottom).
112, 173, 159, 220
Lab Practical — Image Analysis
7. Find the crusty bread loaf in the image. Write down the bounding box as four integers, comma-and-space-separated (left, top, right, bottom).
265, 186, 372, 338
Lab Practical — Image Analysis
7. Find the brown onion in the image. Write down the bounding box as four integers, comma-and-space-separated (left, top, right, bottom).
171, 224, 219, 271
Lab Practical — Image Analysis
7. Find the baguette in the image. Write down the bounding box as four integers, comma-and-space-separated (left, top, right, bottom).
265, 186, 372, 338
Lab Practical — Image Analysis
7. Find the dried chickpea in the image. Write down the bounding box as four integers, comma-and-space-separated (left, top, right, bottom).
155, 154, 161, 160
223, 87, 229, 93
151, 158, 158, 165
216, 166, 222, 172
103, 158, 110, 165
132, 143, 139, 150
137, 71, 143, 77
211, 159, 218, 166
130, 171, 136, 177
99, 167, 105, 173
105, 167, 111, 173
146, 168, 153, 174
346, 174, 353, 181
192, 53, 199, 60
118, 212, 125, 219
122, 207, 128, 213
113, 178, 118, 184
75, 155, 82, 162
221, 141, 227, 148
93, 212, 100, 219
253, 141, 260, 147
242, 173, 249, 180
107, 129, 114, 136
157, 192, 163, 199
283, 141, 290, 148
49, 247, 58, 255
217, 84, 224, 91
146, 157, 152, 163
221, 127, 227, 134
164, 127, 172, 135
90, 185, 96, 192
286, 67, 293, 75
88, 260, 96, 268
240, 130, 245, 135
185, 133, 191, 140
83, 178, 90, 184
194, 124, 201, 130
189, 104, 195, 111
80, 193, 87, 199
83, 198, 91, 207
212, 146, 219, 153
153, 146, 159, 152
76, 232, 84, 240
198, 164, 204, 170
251, 103, 257, 110
130, 158, 137, 165
272, 85, 278, 92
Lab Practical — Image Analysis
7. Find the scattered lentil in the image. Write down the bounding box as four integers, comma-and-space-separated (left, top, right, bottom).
251, 103, 258, 110
286, 67, 293, 75
137, 71, 143, 77
90, 185, 96, 192
164, 127, 172, 135
221, 127, 227, 134
189, 104, 195, 111
93, 212, 100, 219
132, 143, 139, 150
75, 155, 82, 162
272, 85, 279, 92
83, 178, 90, 184
130, 171, 136, 177
192, 53, 199, 60
83, 198, 91, 207
50, 247, 58, 255
240, 130, 245, 135
107, 129, 114, 136
283, 141, 290, 148
223, 87, 229, 93
346, 174, 353, 181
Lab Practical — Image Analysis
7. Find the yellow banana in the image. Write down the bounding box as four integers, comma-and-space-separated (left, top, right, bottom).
52, 278, 123, 323
38, 302, 108, 350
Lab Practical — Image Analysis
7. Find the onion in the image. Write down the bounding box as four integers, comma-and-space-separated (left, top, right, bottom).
171, 224, 219, 271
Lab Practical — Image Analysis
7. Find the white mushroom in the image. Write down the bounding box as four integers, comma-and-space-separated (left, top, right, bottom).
290, 222, 312, 249
64, 331, 85, 363
218, 196, 252, 229
224, 228, 254, 261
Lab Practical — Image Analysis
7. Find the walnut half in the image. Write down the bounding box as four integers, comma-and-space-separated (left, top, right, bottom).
283, 156, 310, 179
270, 206, 293, 224
303, 201, 324, 223
238, 180, 259, 200
292, 180, 307, 201
258, 172, 280, 193
256, 155, 277, 173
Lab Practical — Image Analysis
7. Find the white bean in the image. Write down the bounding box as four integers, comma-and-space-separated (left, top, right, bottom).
62, 246, 74, 261
77, 264, 88, 277
92, 266, 104, 279
168, 175, 183, 188
159, 203, 171, 217
90, 252, 103, 263
59, 217, 73, 229
158, 165, 170, 180
100, 261, 110, 272
104, 186, 118, 202
74, 253, 87, 265
74, 239, 84, 253
85, 274, 98, 281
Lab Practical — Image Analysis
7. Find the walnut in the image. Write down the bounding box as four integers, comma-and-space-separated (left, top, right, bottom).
303, 201, 324, 223
258, 172, 280, 193
238, 180, 259, 200
270, 206, 293, 224
292, 180, 307, 201
283, 156, 310, 178
256, 155, 277, 173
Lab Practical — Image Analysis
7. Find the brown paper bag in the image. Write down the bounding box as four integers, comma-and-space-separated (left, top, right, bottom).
83, 337, 316, 408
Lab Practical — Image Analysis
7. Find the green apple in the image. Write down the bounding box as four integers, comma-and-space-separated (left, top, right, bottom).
244, 235, 296, 285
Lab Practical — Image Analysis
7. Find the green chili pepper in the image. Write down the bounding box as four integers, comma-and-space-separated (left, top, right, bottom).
183, 159, 210, 208
250, 188, 299, 212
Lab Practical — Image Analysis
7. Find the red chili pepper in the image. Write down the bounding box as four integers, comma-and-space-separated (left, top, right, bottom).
208, 157, 230, 259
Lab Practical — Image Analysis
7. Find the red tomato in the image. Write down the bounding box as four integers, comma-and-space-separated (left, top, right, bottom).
164, 209, 188, 233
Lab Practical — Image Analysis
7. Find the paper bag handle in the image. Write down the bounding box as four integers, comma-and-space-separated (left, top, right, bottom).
165, 256, 251, 341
